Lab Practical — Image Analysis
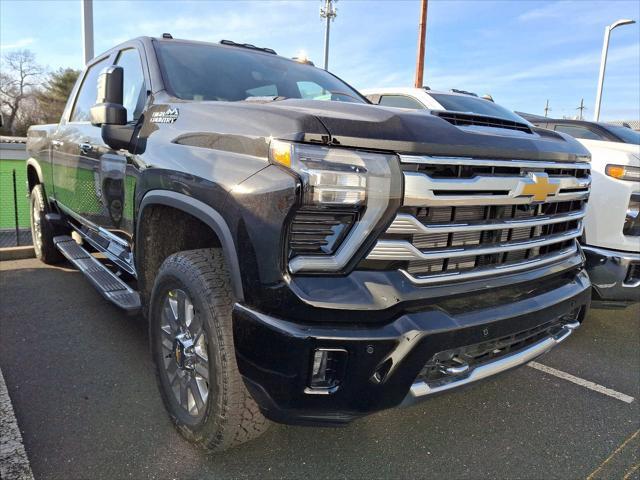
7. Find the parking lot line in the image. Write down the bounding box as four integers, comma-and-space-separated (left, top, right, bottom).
623, 462, 640, 480
0, 367, 34, 480
528, 361, 635, 404
586, 429, 639, 480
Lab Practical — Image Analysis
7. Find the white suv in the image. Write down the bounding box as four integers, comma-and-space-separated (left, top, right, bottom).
360, 87, 508, 116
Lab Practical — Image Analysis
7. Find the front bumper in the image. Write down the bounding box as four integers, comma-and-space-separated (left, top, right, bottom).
583, 245, 640, 306
233, 269, 591, 426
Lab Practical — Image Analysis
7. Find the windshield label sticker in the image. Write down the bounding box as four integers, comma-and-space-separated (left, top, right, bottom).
150, 108, 179, 124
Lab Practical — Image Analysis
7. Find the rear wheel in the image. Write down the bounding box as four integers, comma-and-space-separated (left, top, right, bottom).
149, 248, 269, 452
29, 184, 62, 264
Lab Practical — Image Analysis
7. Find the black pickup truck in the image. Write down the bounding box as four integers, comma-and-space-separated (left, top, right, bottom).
27, 35, 592, 452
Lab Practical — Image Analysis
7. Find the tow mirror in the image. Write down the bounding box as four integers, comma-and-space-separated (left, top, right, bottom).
90, 66, 127, 127
90, 65, 134, 151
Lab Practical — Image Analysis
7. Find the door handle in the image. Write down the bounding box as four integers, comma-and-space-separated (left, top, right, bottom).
80, 143, 94, 154
51, 139, 63, 148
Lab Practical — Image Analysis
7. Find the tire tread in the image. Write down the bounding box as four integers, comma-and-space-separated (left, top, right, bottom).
151, 248, 269, 452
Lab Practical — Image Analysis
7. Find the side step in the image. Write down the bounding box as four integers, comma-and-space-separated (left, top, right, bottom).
53, 236, 141, 314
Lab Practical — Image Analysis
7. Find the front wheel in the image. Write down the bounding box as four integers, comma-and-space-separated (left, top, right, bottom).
149, 248, 269, 452
29, 184, 62, 264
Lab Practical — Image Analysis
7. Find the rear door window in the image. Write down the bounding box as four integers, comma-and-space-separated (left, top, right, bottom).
378, 95, 425, 110
554, 125, 604, 141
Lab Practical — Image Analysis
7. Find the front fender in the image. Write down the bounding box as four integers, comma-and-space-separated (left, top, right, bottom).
137, 189, 244, 301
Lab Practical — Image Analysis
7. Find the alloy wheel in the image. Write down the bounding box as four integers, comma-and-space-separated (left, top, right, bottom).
159, 288, 209, 418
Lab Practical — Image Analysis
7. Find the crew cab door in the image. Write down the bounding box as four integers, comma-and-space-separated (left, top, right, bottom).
51, 55, 113, 222
96, 47, 147, 237
52, 47, 147, 241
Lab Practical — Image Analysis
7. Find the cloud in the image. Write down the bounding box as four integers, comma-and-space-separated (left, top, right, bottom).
0, 37, 35, 50
424, 42, 639, 92
518, 0, 639, 27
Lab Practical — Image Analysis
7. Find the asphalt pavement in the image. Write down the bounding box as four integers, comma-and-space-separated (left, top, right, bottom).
1, 258, 638, 480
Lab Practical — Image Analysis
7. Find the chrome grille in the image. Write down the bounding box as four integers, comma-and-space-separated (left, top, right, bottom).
364, 156, 590, 284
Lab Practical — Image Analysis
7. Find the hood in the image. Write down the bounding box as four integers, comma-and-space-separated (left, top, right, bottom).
578, 138, 640, 168
267, 100, 589, 162
163, 97, 590, 162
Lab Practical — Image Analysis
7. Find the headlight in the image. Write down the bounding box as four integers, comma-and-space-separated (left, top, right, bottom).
624, 193, 640, 236
270, 140, 401, 273
605, 164, 640, 182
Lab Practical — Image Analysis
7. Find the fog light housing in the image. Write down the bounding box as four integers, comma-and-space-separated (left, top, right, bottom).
305, 348, 348, 395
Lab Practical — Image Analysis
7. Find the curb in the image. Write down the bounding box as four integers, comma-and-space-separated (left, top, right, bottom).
0, 246, 35, 261
0, 366, 35, 480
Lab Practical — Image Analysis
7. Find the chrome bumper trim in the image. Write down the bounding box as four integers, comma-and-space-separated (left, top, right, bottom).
409, 321, 580, 398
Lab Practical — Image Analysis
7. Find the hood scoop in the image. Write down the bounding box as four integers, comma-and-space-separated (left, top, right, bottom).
434, 111, 533, 134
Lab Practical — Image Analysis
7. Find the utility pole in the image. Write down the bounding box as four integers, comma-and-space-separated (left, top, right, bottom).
576, 98, 586, 120
544, 99, 551, 117
414, 0, 429, 88
320, 0, 337, 70
81, 0, 94, 65
594, 19, 635, 121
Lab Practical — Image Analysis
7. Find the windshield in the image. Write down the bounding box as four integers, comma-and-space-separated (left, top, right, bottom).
155, 41, 365, 104
603, 124, 640, 145
429, 93, 526, 123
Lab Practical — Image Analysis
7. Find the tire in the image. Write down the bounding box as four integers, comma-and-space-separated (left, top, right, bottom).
149, 248, 269, 452
30, 184, 63, 264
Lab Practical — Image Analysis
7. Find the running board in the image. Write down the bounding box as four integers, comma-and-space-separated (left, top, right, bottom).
53, 235, 141, 314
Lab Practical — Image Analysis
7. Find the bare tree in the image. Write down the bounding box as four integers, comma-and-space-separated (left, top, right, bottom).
0, 49, 44, 135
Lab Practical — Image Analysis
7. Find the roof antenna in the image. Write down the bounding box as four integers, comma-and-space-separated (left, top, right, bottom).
162, 33, 173, 39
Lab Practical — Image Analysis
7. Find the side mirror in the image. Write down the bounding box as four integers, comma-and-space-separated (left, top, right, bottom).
90, 66, 127, 127
90, 66, 134, 152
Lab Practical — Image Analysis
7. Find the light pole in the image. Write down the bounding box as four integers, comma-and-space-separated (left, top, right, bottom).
593, 18, 635, 121
81, 0, 94, 65
320, 0, 337, 70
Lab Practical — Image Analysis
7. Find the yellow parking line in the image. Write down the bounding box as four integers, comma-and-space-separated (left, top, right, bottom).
586, 429, 640, 480
623, 462, 640, 480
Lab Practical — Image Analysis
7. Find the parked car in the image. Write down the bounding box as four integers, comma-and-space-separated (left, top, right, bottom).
520, 116, 640, 307
26, 36, 592, 452
360, 86, 521, 123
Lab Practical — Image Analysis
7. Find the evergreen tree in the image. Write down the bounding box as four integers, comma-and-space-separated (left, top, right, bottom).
37, 68, 80, 124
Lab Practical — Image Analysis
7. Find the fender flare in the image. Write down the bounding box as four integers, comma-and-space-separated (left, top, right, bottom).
137, 190, 244, 301
26, 157, 44, 189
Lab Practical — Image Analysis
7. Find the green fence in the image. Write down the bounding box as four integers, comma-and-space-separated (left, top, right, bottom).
1, 139, 31, 247
0, 159, 29, 230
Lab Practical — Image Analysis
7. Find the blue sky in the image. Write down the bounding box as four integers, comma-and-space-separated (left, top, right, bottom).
1, 0, 638, 120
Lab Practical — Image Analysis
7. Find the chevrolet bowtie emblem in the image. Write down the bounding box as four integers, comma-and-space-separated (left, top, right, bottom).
520, 173, 560, 202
